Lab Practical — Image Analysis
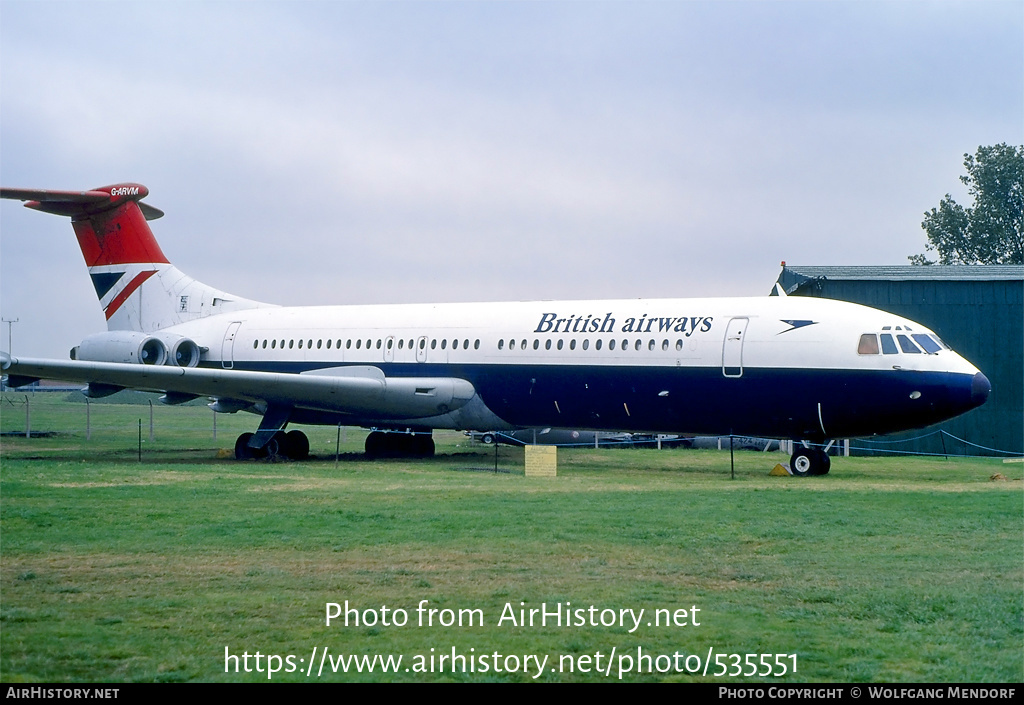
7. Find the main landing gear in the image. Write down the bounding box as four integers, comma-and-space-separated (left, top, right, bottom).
234, 430, 310, 460
790, 446, 831, 476
364, 431, 435, 459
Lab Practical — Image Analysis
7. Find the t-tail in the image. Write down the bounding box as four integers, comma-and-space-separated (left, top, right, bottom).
1, 183, 266, 336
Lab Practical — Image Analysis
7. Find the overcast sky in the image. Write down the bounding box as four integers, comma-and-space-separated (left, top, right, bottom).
1, 0, 1021, 358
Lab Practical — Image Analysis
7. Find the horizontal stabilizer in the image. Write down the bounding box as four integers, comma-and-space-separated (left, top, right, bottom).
0, 184, 164, 220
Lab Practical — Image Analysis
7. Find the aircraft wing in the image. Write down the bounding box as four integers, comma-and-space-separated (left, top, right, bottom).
0, 354, 475, 421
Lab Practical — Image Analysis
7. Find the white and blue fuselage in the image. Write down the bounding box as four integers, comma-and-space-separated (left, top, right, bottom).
161, 294, 989, 442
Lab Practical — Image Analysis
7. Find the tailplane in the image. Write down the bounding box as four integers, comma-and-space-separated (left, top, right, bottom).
1, 183, 267, 332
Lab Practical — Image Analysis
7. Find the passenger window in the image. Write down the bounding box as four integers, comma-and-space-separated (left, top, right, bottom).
289, 340, 294, 349
545, 340, 552, 350
398, 339, 404, 350
463, 339, 469, 350
262, 340, 268, 349
345, 339, 351, 349
441, 339, 447, 350
271, 340, 277, 349
609, 340, 616, 351
648, 340, 655, 351
880, 334, 897, 354
858, 334, 879, 355
897, 334, 921, 354
582, 339, 589, 350
595, 339, 602, 350
634, 340, 641, 351
498, 340, 504, 351
356, 339, 362, 349
662, 339, 669, 351
676, 340, 683, 351
431, 339, 437, 350
533, 340, 539, 350
474, 339, 480, 350
376, 339, 382, 349
420, 339, 426, 349
317, 339, 322, 349
912, 334, 941, 354
557, 339, 563, 350
570, 340, 576, 350
298, 339, 303, 349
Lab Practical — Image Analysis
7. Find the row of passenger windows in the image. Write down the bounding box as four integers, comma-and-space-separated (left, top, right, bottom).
251, 336, 692, 354
254, 337, 481, 351
858, 332, 945, 356
500, 338, 688, 352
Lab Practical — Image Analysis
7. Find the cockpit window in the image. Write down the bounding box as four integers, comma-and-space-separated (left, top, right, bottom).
880, 334, 898, 355
858, 334, 879, 355
897, 334, 921, 354
912, 334, 942, 354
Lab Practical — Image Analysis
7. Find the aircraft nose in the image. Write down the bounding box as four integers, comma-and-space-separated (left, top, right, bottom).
970, 372, 991, 408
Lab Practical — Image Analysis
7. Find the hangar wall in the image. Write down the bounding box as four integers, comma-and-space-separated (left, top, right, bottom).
774, 265, 1023, 457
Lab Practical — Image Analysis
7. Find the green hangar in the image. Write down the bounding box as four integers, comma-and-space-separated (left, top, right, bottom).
774, 265, 1023, 457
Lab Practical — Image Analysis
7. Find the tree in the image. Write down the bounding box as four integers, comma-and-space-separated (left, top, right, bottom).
910, 143, 1024, 265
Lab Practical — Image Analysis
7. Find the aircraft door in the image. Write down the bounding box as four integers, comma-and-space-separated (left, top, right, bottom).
722, 317, 747, 377
416, 336, 428, 363
221, 321, 243, 369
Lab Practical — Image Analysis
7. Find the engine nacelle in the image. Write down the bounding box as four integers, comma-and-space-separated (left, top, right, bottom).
154, 335, 202, 367
74, 331, 168, 365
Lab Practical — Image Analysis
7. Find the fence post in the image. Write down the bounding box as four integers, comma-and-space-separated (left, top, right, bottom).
24, 395, 30, 438
86, 398, 91, 440
149, 400, 155, 443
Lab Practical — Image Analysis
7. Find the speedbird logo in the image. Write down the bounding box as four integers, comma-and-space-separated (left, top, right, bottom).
777, 320, 817, 334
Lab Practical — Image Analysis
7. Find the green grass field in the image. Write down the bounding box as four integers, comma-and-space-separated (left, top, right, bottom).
1, 393, 1021, 682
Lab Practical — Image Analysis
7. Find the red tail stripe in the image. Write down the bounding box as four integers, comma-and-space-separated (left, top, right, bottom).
104, 270, 158, 320
72, 201, 169, 267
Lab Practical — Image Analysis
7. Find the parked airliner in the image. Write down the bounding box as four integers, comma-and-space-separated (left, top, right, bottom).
0, 183, 990, 475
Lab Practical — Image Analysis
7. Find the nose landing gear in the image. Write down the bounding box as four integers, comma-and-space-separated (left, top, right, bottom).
790, 446, 831, 476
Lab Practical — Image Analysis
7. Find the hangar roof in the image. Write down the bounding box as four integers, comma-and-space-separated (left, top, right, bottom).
775, 264, 1024, 295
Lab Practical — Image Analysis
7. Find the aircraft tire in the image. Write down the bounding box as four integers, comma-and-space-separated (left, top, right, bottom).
813, 449, 831, 476
365, 431, 386, 458
413, 434, 435, 457
235, 433, 256, 460
284, 430, 310, 460
790, 448, 816, 477
263, 431, 286, 459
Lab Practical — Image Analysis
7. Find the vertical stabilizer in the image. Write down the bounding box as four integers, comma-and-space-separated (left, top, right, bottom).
1, 183, 267, 332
